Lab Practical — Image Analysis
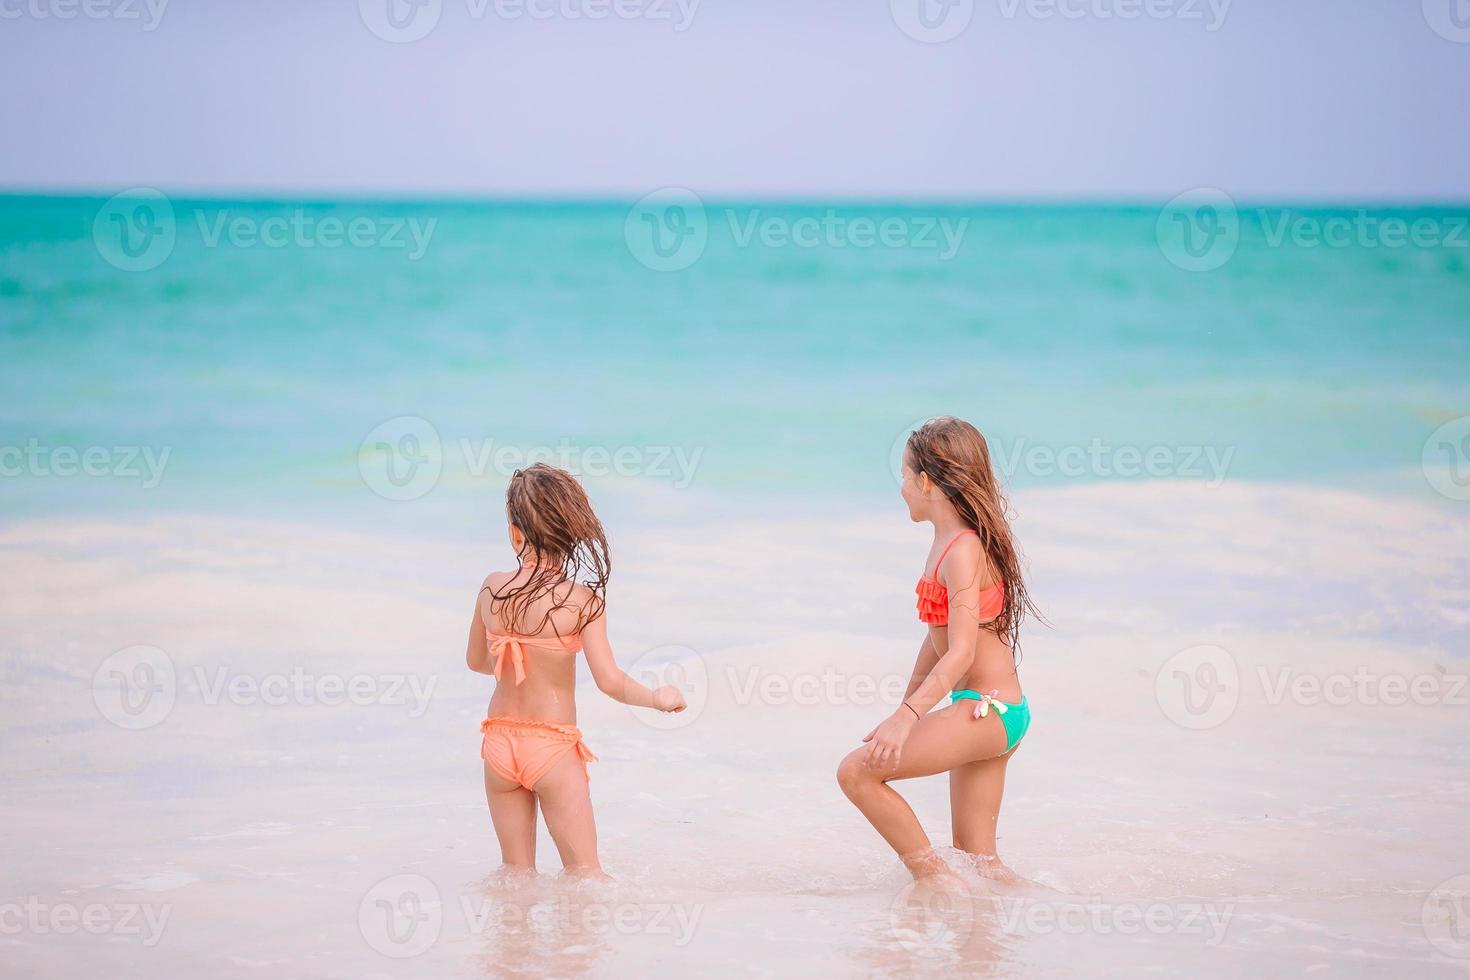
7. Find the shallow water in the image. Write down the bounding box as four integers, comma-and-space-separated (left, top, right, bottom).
4, 194, 1468, 974
3, 483, 1468, 977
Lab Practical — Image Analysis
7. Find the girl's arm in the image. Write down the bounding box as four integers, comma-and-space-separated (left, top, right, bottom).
466, 594, 493, 674
903, 635, 939, 701
903, 558, 982, 715
581, 613, 686, 712
865, 536, 985, 768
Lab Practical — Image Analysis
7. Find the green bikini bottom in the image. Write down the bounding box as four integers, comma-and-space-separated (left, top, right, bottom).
949, 691, 1031, 751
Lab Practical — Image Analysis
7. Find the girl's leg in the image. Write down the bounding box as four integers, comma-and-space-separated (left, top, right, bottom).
532, 752, 602, 875
837, 705, 1009, 878
484, 762, 538, 869
950, 748, 1021, 880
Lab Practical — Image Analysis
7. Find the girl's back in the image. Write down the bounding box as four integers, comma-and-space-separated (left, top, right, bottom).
478, 567, 593, 724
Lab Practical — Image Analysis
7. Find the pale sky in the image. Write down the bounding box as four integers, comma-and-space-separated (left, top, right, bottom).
2, 0, 1467, 200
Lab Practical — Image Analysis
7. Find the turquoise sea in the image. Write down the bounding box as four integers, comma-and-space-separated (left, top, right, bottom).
2, 194, 1467, 532
5, 194, 1470, 979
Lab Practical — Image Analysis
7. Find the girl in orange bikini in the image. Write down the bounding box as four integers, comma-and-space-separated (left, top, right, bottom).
466, 463, 686, 877
837, 417, 1039, 883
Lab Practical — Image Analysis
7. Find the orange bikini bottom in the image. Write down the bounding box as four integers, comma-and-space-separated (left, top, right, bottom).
480, 717, 597, 791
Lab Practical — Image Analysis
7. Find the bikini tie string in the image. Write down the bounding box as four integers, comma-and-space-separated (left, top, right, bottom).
487, 633, 527, 685
972, 690, 1008, 720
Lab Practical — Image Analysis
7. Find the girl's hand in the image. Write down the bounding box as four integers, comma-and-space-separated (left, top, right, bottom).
653, 685, 687, 713
862, 708, 917, 770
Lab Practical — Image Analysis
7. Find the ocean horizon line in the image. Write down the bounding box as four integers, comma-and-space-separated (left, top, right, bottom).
4, 187, 1470, 213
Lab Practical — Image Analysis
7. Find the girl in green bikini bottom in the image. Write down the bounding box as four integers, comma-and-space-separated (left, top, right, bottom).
838, 417, 1040, 883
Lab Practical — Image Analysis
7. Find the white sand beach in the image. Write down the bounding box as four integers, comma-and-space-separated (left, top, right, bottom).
2, 480, 1468, 977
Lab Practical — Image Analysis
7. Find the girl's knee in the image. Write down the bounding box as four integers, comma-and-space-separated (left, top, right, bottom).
836, 752, 872, 798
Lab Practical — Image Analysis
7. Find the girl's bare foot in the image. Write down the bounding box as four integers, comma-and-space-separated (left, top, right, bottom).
901, 847, 965, 887
959, 851, 1023, 885
562, 865, 611, 881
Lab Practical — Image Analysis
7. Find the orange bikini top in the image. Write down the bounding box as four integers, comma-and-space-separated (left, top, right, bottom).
484, 629, 582, 685
915, 530, 1005, 626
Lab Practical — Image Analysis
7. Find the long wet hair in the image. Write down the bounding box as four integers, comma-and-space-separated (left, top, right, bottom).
906, 417, 1039, 652
485, 463, 610, 637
